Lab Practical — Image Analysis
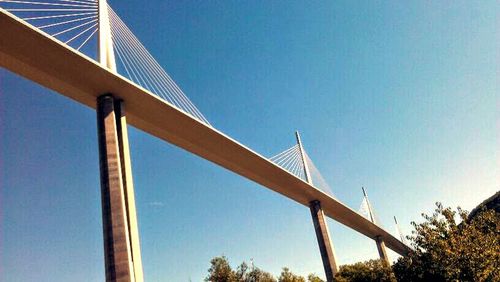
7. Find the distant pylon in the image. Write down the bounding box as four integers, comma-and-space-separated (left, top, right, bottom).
362, 187, 376, 224
362, 187, 390, 266
394, 216, 406, 244
296, 131, 338, 281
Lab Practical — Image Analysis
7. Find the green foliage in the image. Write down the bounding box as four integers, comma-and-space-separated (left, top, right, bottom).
206, 197, 500, 282
240, 262, 277, 282
205, 256, 276, 282
278, 268, 305, 282
307, 273, 324, 282
393, 202, 500, 282
334, 259, 395, 282
246, 267, 277, 282
206, 257, 326, 282
206, 256, 237, 282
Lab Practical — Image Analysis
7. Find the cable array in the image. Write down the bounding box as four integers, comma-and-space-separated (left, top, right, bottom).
1, 2, 211, 124
358, 197, 373, 222
0, 0, 99, 52
358, 195, 383, 227
269, 145, 336, 198
108, 7, 210, 125
303, 151, 336, 198
269, 145, 306, 180
394, 217, 407, 245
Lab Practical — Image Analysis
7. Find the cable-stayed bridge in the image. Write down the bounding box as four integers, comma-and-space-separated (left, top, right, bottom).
0, 1, 410, 281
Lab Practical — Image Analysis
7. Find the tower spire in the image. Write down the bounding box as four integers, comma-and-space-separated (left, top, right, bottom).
394, 216, 406, 244
295, 131, 312, 184
295, 131, 339, 280
362, 187, 375, 224
98, 0, 116, 71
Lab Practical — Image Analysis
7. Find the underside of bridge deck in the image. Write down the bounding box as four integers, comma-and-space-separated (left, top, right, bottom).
0, 9, 411, 260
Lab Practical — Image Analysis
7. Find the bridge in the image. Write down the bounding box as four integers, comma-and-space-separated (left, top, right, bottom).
0, 1, 410, 281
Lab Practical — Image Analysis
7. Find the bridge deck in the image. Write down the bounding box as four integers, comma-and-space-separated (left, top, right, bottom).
0, 10, 410, 256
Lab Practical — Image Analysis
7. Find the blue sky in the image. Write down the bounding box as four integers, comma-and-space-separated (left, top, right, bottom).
1, 1, 498, 281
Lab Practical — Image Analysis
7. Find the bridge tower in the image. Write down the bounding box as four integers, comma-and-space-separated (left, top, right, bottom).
296, 131, 338, 281
362, 187, 390, 265
394, 216, 406, 244
96, 0, 143, 281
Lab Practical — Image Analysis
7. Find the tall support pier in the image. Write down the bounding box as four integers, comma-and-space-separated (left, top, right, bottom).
362, 187, 390, 265
296, 131, 338, 281
97, 1, 143, 281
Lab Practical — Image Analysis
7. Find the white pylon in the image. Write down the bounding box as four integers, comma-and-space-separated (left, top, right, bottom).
362, 187, 376, 224
98, 0, 116, 71
97, 2, 143, 281
394, 216, 406, 244
295, 131, 312, 184
296, 131, 339, 279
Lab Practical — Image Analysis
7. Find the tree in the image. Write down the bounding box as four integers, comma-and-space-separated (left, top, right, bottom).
235, 262, 249, 282
278, 267, 305, 282
237, 261, 277, 282
206, 256, 277, 282
307, 273, 324, 282
205, 195, 500, 282
334, 259, 394, 282
246, 266, 277, 282
206, 256, 237, 282
393, 202, 500, 281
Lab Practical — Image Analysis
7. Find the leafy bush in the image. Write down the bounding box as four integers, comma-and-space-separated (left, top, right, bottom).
334, 259, 395, 282
205, 195, 500, 282
393, 203, 500, 281
205, 257, 323, 282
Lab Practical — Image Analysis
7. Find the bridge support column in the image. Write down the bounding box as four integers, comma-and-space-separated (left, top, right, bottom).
97, 94, 143, 282
310, 200, 338, 282
375, 236, 390, 266
115, 97, 144, 282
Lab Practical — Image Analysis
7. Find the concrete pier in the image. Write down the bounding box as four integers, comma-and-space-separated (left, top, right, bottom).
97, 94, 136, 282
295, 131, 338, 281
362, 187, 391, 266
310, 200, 339, 282
376, 236, 390, 266
115, 99, 144, 282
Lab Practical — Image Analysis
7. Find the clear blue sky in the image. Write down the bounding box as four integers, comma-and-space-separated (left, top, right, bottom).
1, 1, 498, 281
